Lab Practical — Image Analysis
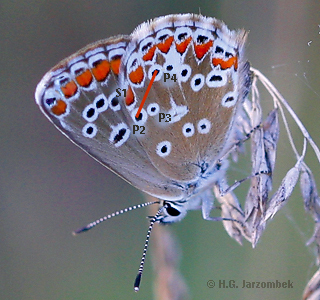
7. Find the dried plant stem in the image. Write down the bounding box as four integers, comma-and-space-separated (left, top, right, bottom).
146, 195, 190, 300
251, 67, 320, 163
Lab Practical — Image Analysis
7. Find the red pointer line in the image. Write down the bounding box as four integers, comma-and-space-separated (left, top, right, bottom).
135, 70, 158, 119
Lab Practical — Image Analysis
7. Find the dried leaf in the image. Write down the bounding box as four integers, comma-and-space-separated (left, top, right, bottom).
264, 161, 302, 221
263, 108, 279, 174
214, 185, 251, 245
300, 167, 320, 221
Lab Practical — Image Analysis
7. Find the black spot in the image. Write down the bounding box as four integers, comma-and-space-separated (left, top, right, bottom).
151, 106, 156, 112
92, 59, 102, 68
181, 69, 188, 76
186, 128, 191, 133
166, 65, 173, 71
159, 34, 168, 41
46, 98, 56, 106
96, 98, 105, 108
152, 69, 159, 76
135, 113, 142, 121
142, 42, 152, 52
111, 97, 119, 107
86, 126, 94, 135
200, 124, 206, 130
215, 46, 224, 53
111, 54, 121, 61
166, 203, 180, 216
225, 52, 233, 58
59, 78, 69, 86
178, 32, 188, 41
74, 68, 84, 75
195, 78, 201, 86
225, 96, 234, 102
197, 35, 208, 44
161, 145, 168, 153
114, 128, 126, 143
86, 108, 95, 118
210, 75, 222, 81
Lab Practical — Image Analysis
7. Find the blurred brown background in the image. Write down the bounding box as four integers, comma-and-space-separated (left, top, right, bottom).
1, 0, 320, 299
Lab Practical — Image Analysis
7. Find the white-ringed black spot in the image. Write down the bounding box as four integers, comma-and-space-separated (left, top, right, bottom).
179, 64, 191, 82
206, 70, 227, 88
221, 91, 237, 107
135, 113, 142, 121
96, 98, 104, 108
114, 128, 127, 143
225, 52, 233, 58
195, 78, 201, 86
197, 118, 211, 134
156, 141, 172, 157
86, 107, 95, 118
190, 74, 205, 92
108, 92, 121, 111
111, 97, 119, 107
109, 123, 130, 148
182, 122, 195, 137
166, 65, 173, 71
94, 94, 108, 113
131, 108, 147, 125
148, 65, 162, 81
82, 104, 98, 122
82, 123, 97, 138
147, 103, 159, 116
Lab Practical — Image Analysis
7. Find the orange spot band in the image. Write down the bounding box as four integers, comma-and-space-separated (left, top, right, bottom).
175, 36, 192, 54
61, 81, 77, 98
157, 35, 174, 53
51, 99, 67, 116
92, 60, 110, 81
76, 69, 93, 87
129, 65, 144, 84
110, 58, 121, 75
125, 86, 135, 106
212, 56, 238, 70
194, 40, 213, 59
143, 45, 156, 61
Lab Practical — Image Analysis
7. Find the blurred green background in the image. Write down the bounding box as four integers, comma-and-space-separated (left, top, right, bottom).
1, 0, 320, 299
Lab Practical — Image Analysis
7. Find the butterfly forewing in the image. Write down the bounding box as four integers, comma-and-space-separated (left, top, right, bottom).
35, 36, 186, 201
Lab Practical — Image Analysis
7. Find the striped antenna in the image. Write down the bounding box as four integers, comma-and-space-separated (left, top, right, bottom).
134, 204, 166, 292
72, 201, 159, 235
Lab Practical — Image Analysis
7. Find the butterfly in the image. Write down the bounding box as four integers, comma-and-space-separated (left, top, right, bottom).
35, 13, 253, 290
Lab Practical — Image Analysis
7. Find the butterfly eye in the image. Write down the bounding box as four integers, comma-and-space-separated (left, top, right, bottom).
165, 203, 181, 216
